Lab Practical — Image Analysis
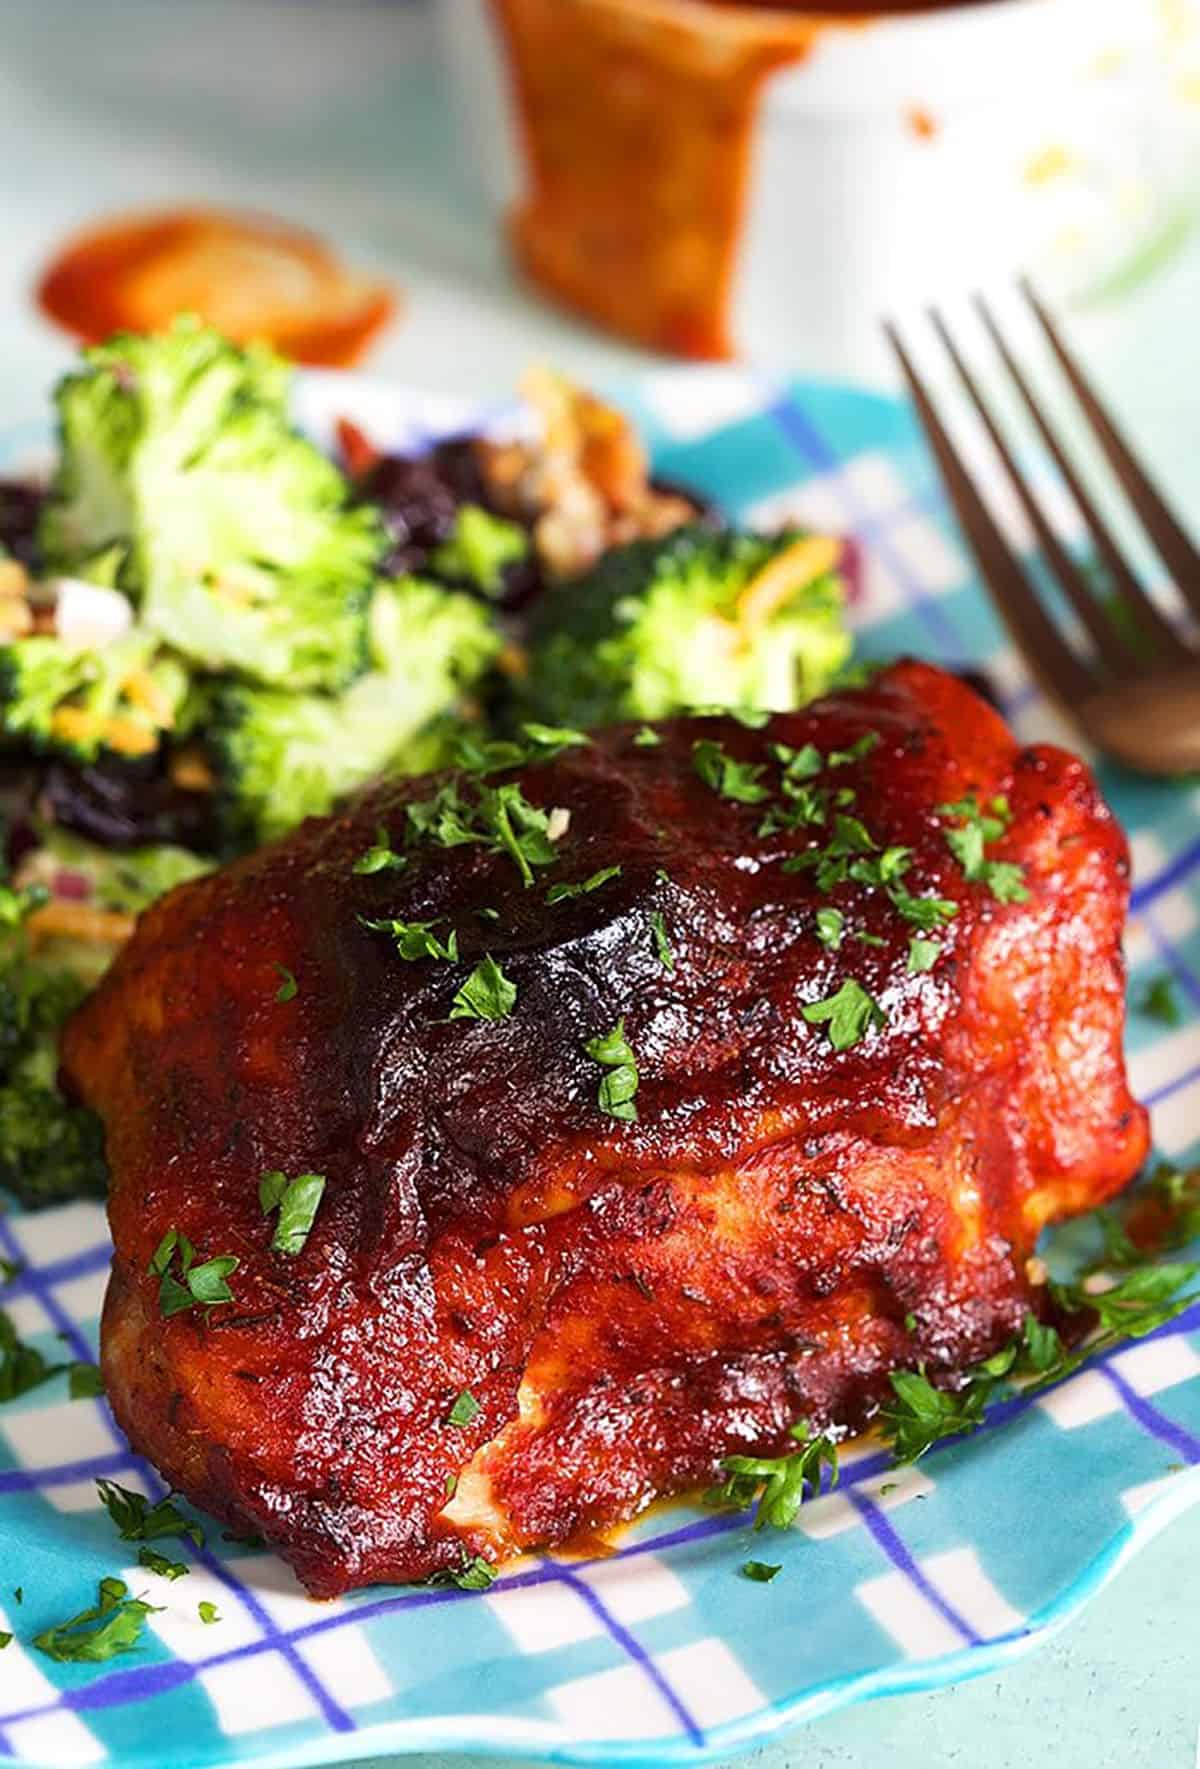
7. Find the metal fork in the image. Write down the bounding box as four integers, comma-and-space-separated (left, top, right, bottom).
885, 281, 1200, 776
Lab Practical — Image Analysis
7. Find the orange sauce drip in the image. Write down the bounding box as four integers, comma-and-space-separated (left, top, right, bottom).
489, 0, 873, 358
38, 208, 396, 368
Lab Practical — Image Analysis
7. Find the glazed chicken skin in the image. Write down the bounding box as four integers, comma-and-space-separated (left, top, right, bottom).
62, 660, 1148, 1596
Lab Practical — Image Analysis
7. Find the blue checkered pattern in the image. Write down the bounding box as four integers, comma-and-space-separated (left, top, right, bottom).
0, 371, 1196, 1769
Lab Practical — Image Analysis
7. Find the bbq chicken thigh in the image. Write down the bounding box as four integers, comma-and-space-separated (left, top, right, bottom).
62, 660, 1148, 1596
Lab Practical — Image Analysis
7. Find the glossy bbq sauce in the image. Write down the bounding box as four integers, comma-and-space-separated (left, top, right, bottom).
37, 209, 396, 367
487, 0, 885, 358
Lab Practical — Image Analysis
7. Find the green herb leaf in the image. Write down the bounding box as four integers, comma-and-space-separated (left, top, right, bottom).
650, 909, 675, 973
447, 1389, 481, 1428
815, 908, 844, 951
0, 1632, 10, 1650
69, 1362, 105, 1400
585, 1018, 640, 1123
353, 826, 408, 876
259, 1171, 326, 1256
880, 1369, 990, 1463
1139, 974, 1181, 1026
708, 1425, 839, 1530
692, 740, 771, 805
741, 1560, 782, 1583
827, 731, 881, 767
149, 1232, 238, 1319
96, 1480, 204, 1548
771, 741, 823, 781
427, 1555, 497, 1591
939, 795, 1029, 903
801, 979, 886, 1051
273, 964, 298, 1003
137, 1547, 190, 1582
360, 916, 459, 961
889, 888, 959, 931
907, 937, 942, 974
0, 1310, 66, 1404
198, 1601, 220, 1625
521, 722, 589, 753
633, 726, 662, 748
545, 866, 622, 905
34, 1578, 161, 1664
450, 955, 518, 1021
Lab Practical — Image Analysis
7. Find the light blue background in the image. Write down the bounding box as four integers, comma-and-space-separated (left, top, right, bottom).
0, 4, 1195, 1765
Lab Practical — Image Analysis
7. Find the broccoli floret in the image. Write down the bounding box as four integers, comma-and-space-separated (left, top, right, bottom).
0, 1079, 107, 1209
431, 504, 529, 597
0, 631, 189, 761
513, 524, 852, 729
0, 887, 107, 1210
40, 319, 383, 691
209, 576, 501, 845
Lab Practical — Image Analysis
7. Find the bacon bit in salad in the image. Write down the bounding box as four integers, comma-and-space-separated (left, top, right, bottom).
476, 369, 697, 581
25, 901, 136, 949
736, 534, 842, 631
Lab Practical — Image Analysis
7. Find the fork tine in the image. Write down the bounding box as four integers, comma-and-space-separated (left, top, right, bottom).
884, 320, 1096, 708
1020, 278, 1200, 621
928, 305, 1132, 678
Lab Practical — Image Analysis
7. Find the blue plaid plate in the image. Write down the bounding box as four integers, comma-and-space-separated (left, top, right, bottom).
0, 368, 1196, 1769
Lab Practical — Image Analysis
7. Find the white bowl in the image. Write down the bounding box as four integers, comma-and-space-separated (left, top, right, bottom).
439, 0, 1199, 374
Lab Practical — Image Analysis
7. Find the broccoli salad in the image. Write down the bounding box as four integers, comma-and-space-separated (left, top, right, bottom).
0, 319, 854, 1208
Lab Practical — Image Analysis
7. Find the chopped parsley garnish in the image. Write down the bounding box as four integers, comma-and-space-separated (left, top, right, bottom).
939, 794, 1029, 904
428, 1555, 497, 1591
259, 1171, 327, 1256
546, 865, 622, 905
406, 778, 562, 889
633, 726, 662, 748
149, 1229, 238, 1319
273, 964, 298, 1003
889, 887, 959, 931
69, 1362, 105, 1399
827, 731, 881, 767
854, 931, 886, 949
708, 1425, 840, 1530
585, 1018, 640, 1122
692, 740, 770, 805
361, 917, 459, 961
0, 1309, 66, 1403
782, 814, 877, 890
138, 1547, 190, 1582
521, 721, 589, 754
741, 1560, 782, 1583
34, 1577, 161, 1664
907, 937, 942, 974
771, 741, 823, 781
1139, 975, 1181, 1026
198, 1601, 220, 1625
450, 956, 517, 1021
815, 907, 844, 951
447, 1389, 481, 1428
651, 910, 675, 973
0, 1633, 9, 1650
96, 1480, 204, 1547
881, 1369, 991, 1463
0, 1258, 22, 1285
352, 826, 408, 876
802, 979, 885, 1051
847, 845, 911, 890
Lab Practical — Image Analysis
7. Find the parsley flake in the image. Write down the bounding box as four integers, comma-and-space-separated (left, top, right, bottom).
138, 1547, 190, 1582
585, 1018, 640, 1122
815, 908, 844, 951
0, 1309, 66, 1403
273, 964, 298, 1003
0, 1633, 10, 1650
259, 1171, 326, 1256
34, 1578, 161, 1664
1139, 975, 1181, 1026
450, 955, 518, 1021
633, 726, 662, 748
447, 1390, 481, 1428
521, 722, 589, 754
708, 1425, 839, 1530
546, 865, 622, 905
198, 1601, 220, 1625
149, 1229, 238, 1319
692, 740, 770, 805
802, 979, 886, 1051
939, 795, 1029, 904
361, 917, 459, 961
907, 937, 942, 974
650, 910, 675, 973
353, 826, 408, 876
69, 1362, 105, 1399
741, 1560, 782, 1583
428, 1555, 497, 1591
96, 1480, 204, 1547
889, 888, 959, 931
881, 1369, 990, 1462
